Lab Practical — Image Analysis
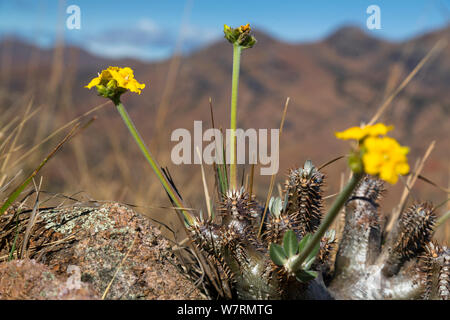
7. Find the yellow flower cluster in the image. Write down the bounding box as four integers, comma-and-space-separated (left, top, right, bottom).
363, 136, 410, 184
85, 66, 145, 95
335, 123, 409, 184
335, 123, 393, 140
224, 24, 250, 33
223, 23, 256, 48
239, 23, 251, 32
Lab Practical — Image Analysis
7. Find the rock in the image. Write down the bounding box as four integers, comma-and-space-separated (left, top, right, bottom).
0, 259, 97, 299
0, 203, 203, 300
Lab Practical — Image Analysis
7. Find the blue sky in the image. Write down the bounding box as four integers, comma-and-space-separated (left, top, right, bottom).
0, 0, 448, 60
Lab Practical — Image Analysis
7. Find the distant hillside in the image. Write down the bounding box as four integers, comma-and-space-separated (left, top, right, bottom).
1, 25, 449, 210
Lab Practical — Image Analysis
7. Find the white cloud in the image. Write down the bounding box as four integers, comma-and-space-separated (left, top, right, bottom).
85, 42, 172, 61
136, 18, 160, 33
179, 24, 221, 52
80, 19, 221, 61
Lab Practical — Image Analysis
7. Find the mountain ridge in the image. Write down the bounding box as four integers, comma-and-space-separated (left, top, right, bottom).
0, 25, 448, 209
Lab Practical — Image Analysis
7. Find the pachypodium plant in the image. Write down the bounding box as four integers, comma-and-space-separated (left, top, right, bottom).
85, 25, 448, 300
264, 123, 411, 282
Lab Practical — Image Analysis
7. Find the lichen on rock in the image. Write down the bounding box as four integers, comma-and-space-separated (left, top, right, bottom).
0, 202, 203, 300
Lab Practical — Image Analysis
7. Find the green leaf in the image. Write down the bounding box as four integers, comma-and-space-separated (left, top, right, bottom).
283, 230, 298, 258
269, 243, 287, 266
298, 233, 312, 253
295, 269, 318, 283
282, 192, 289, 213
269, 197, 283, 218
296, 233, 320, 270
304, 241, 321, 270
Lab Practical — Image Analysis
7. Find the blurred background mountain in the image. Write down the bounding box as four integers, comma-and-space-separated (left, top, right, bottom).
0, 1, 449, 241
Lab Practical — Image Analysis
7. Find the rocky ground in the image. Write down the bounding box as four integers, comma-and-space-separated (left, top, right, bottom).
0, 202, 203, 300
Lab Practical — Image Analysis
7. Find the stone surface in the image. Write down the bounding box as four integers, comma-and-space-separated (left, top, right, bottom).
0, 259, 97, 299
0, 203, 203, 300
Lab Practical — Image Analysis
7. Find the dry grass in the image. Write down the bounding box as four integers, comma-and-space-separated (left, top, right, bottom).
0, 17, 448, 248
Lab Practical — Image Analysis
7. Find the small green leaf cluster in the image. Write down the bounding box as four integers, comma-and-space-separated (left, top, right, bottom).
269, 230, 319, 283
268, 196, 285, 218
95, 80, 127, 102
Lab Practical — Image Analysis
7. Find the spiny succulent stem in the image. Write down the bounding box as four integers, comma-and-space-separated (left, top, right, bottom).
291, 172, 363, 272
229, 43, 242, 190
115, 102, 192, 225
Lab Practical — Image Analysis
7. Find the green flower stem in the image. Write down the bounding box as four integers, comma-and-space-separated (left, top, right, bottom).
290, 172, 363, 272
115, 102, 192, 225
435, 210, 450, 230
229, 43, 242, 190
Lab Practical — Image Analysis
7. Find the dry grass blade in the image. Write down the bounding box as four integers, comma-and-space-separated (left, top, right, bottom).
208, 97, 227, 200
0, 99, 35, 179
368, 39, 447, 125
332, 171, 347, 240
417, 174, 450, 193
194, 244, 232, 299
323, 192, 340, 200
249, 163, 255, 197
196, 146, 212, 220
0, 117, 19, 139
0, 145, 25, 162
432, 188, 450, 231
0, 109, 38, 165
3, 235, 77, 262
153, 0, 193, 139
258, 177, 276, 238
0, 117, 96, 216
0, 169, 23, 193
435, 210, 450, 230
102, 234, 138, 300
20, 177, 43, 259
10, 101, 109, 169
110, 201, 198, 212
386, 141, 435, 233
158, 168, 230, 298
258, 97, 290, 238
7, 197, 28, 261
318, 155, 345, 171
240, 166, 246, 188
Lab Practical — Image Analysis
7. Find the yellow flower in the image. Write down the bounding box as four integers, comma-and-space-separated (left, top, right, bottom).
86, 76, 101, 89
85, 66, 146, 97
336, 122, 409, 184
335, 123, 394, 141
223, 23, 256, 48
239, 23, 251, 32
365, 123, 394, 137
335, 126, 366, 140
362, 136, 410, 184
